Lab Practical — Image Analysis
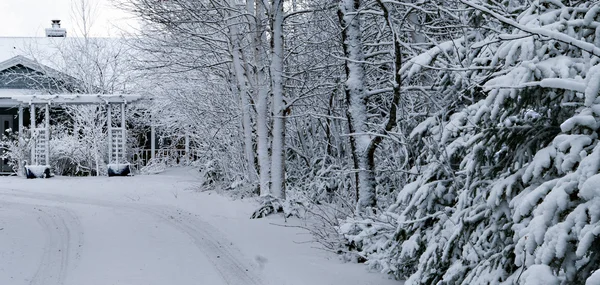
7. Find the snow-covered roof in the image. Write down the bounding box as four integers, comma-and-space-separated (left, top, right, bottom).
0, 37, 146, 108
0, 37, 66, 68
0, 36, 141, 89
0, 55, 43, 72
0, 89, 32, 96
0, 37, 123, 67
0, 88, 141, 107
0, 89, 30, 107
9, 94, 143, 105
0, 54, 71, 84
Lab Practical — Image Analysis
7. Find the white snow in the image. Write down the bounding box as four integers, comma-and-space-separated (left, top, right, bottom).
0, 168, 398, 285
519, 264, 559, 285
539, 78, 586, 93
401, 40, 461, 80
580, 174, 600, 200
584, 6, 600, 26
585, 64, 600, 107
587, 270, 600, 285
560, 114, 598, 132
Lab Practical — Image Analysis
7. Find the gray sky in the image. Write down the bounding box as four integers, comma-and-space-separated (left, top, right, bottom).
0, 0, 137, 37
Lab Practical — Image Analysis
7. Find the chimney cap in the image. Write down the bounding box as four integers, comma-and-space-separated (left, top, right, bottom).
46, 19, 67, 37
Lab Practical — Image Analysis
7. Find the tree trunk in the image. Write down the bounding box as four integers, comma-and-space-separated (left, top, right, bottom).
229, 8, 258, 182
255, 0, 272, 196
338, 0, 377, 213
269, 0, 286, 200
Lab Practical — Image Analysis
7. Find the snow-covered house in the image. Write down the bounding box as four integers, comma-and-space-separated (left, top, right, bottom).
0, 21, 141, 176
0, 22, 69, 173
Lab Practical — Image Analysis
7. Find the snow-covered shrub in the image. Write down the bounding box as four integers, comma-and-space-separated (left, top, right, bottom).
49, 123, 107, 176
198, 159, 224, 187
340, 1, 600, 284
0, 128, 31, 175
303, 196, 356, 255
249, 190, 311, 219
140, 157, 167, 174
338, 217, 395, 264
288, 155, 356, 204
223, 178, 259, 199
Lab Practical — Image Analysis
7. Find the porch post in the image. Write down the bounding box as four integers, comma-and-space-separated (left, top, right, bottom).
107, 103, 112, 164
45, 104, 50, 166
30, 104, 35, 165
121, 103, 126, 163
185, 132, 190, 163
18, 105, 23, 174
150, 123, 155, 161
18, 105, 23, 139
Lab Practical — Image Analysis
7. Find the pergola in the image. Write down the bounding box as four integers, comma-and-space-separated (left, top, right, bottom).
9, 94, 142, 177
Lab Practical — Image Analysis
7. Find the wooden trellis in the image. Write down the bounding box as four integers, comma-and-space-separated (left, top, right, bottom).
10, 94, 142, 176
107, 103, 128, 165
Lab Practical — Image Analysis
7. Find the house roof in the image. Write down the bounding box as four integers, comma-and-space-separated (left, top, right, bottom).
0, 37, 67, 68
0, 37, 141, 106
0, 54, 71, 82
0, 38, 92, 91
0, 89, 30, 107
0, 37, 125, 75
0, 36, 140, 96
9, 94, 143, 105
0, 90, 142, 107
0, 55, 43, 71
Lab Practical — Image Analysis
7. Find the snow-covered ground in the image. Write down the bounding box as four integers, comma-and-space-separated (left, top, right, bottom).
0, 168, 399, 285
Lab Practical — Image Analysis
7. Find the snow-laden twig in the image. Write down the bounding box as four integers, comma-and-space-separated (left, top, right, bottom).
460, 0, 600, 57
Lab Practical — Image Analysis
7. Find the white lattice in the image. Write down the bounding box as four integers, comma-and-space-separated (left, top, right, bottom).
31, 128, 48, 165
109, 128, 126, 164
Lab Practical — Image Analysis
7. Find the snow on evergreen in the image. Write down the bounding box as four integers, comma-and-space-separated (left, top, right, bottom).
339, 1, 600, 284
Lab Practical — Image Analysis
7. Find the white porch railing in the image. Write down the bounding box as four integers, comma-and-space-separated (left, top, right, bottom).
130, 148, 206, 170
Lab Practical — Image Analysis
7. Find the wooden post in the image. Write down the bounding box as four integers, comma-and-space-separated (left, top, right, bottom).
185, 132, 190, 163
30, 104, 35, 165
107, 104, 112, 164
44, 104, 50, 166
150, 121, 155, 162
18, 105, 23, 174
121, 103, 126, 164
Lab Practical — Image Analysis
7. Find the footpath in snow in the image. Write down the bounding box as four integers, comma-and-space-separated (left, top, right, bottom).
0, 168, 399, 285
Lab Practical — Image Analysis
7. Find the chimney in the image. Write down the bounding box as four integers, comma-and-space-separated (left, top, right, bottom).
45, 20, 67, 37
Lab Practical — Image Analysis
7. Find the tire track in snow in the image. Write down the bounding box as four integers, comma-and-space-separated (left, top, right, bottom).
0, 190, 266, 285
29, 206, 83, 285
0, 199, 84, 285
135, 205, 265, 285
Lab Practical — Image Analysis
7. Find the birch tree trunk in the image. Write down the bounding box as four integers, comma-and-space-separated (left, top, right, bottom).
338, 0, 377, 213
269, 0, 286, 200
229, 1, 258, 182
254, 0, 272, 196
